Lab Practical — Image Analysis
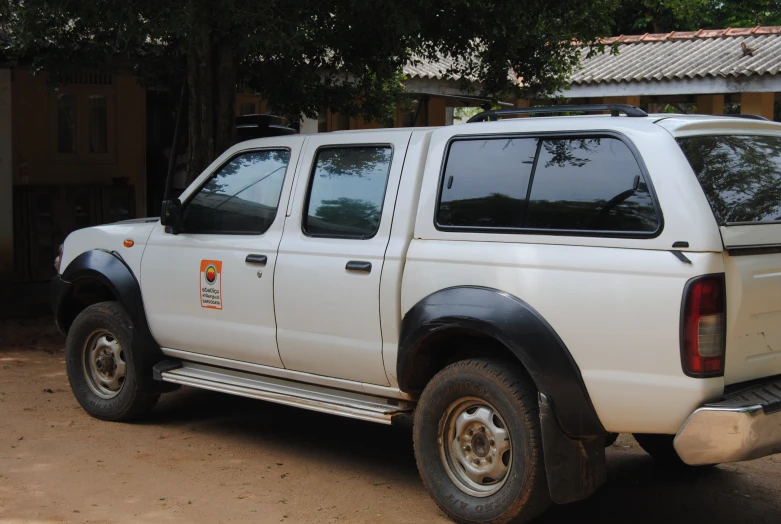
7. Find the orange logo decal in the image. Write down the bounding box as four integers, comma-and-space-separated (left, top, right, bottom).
200, 260, 223, 310
205, 265, 217, 284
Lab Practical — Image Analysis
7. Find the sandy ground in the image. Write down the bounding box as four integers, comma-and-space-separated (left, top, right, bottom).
1, 318, 780, 524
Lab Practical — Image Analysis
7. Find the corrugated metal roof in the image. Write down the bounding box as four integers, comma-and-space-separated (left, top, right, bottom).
572, 26, 781, 85
403, 55, 477, 81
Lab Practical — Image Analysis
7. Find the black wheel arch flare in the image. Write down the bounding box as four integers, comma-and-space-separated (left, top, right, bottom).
397, 286, 605, 439
52, 249, 166, 392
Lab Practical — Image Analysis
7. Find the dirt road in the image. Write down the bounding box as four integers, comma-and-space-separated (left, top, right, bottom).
1, 318, 780, 523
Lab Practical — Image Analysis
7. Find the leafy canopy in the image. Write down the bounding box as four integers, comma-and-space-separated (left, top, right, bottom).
614, 0, 781, 35
4, 0, 619, 118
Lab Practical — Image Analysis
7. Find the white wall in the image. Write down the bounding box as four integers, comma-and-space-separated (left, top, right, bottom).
445, 107, 454, 126
300, 116, 319, 134
0, 69, 12, 272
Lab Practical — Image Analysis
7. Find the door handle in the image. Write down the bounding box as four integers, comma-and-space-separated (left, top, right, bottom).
345, 261, 372, 273
245, 254, 267, 266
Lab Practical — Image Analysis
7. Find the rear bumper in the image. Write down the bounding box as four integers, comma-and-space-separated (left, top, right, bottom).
674, 376, 781, 465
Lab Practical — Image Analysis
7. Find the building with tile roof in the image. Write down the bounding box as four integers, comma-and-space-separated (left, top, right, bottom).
560, 26, 781, 120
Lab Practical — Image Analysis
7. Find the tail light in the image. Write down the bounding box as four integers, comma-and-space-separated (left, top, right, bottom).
681, 274, 726, 377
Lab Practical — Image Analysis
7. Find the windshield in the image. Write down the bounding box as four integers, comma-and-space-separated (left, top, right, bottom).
677, 135, 781, 225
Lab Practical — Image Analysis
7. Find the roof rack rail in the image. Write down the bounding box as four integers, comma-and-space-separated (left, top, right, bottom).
728, 114, 770, 121
467, 104, 648, 122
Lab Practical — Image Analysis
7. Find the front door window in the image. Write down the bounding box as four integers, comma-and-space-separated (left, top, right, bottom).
182, 150, 290, 235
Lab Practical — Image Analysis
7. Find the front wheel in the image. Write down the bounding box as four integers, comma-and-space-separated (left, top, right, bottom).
413, 359, 550, 524
65, 301, 159, 421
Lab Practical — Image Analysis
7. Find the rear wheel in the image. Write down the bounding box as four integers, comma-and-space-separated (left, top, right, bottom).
413, 359, 550, 524
66, 301, 159, 421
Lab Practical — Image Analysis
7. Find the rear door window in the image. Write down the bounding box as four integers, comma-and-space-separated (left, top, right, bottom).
677, 135, 781, 225
526, 138, 659, 232
438, 138, 538, 228
303, 146, 393, 238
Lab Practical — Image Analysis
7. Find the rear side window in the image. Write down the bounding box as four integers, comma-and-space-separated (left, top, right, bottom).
439, 138, 538, 228
304, 146, 392, 238
527, 138, 659, 232
677, 135, 781, 225
436, 135, 659, 234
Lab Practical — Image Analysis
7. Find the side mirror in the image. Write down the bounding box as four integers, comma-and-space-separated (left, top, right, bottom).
160, 199, 182, 234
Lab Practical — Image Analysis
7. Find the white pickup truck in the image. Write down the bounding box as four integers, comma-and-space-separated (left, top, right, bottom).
53, 105, 781, 523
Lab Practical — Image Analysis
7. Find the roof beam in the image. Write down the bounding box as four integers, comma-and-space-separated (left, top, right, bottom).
403, 77, 482, 98
561, 75, 781, 98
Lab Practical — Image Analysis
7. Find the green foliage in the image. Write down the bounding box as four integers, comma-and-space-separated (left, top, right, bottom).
703, 0, 781, 28
613, 0, 781, 35
453, 107, 482, 121
5, 0, 619, 116
4, 0, 621, 174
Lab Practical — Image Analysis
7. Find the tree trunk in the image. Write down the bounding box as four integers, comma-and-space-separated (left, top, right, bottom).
215, 43, 236, 156
185, 32, 236, 184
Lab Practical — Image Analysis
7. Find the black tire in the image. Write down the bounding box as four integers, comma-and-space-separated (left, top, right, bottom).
633, 433, 713, 467
413, 359, 550, 524
65, 301, 159, 421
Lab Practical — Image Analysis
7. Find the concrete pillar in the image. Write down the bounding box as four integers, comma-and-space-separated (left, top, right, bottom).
696, 94, 724, 115
299, 116, 318, 134
742, 92, 775, 120
427, 97, 447, 126
0, 69, 12, 273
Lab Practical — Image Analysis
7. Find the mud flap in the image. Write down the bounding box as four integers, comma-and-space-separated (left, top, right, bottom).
539, 393, 607, 504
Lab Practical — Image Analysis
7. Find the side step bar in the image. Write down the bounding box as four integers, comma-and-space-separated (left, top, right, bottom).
155, 360, 413, 425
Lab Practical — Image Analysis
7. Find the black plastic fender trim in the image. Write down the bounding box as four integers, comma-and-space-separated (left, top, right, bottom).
54, 249, 171, 393
50, 274, 72, 335
152, 359, 184, 381
57, 250, 147, 333
397, 286, 605, 438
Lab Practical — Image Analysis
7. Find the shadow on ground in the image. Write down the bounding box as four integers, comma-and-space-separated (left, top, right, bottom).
141, 387, 778, 524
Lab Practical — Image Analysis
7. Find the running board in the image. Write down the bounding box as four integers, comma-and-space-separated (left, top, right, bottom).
158, 361, 413, 425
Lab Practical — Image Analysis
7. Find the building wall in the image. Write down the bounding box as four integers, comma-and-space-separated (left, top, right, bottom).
0, 69, 12, 272
12, 70, 147, 216
232, 93, 452, 134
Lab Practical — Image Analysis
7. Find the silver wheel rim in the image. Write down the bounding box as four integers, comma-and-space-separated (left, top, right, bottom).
82, 329, 126, 399
438, 397, 512, 498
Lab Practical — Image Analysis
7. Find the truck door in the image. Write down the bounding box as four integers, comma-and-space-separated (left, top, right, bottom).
274, 131, 412, 385
140, 137, 305, 368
